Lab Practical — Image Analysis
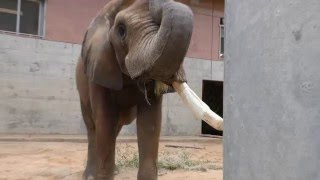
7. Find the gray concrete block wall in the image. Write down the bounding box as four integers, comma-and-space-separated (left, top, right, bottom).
224, 0, 320, 179
0, 34, 82, 134
0, 34, 224, 135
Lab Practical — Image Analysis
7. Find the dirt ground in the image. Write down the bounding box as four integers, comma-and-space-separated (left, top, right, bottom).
0, 138, 223, 180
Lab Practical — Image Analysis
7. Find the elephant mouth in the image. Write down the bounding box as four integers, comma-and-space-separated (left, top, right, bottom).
136, 79, 174, 104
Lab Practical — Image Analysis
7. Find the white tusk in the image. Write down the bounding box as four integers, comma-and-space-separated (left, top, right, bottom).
172, 81, 223, 131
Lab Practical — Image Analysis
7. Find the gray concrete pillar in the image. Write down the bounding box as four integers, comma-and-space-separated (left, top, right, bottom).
224, 0, 320, 179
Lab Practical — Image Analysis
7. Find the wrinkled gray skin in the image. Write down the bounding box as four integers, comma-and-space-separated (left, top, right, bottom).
76, 0, 193, 179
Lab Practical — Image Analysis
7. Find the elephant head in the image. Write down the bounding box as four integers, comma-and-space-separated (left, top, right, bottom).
81, 0, 193, 90
81, 0, 223, 130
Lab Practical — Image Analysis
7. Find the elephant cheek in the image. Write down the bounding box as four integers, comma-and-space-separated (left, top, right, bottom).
110, 38, 129, 75
117, 55, 130, 75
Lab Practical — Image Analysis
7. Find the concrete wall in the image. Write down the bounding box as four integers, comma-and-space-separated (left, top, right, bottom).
0, 34, 82, 134
224, 0, 320, 179
0, 34, 223, 135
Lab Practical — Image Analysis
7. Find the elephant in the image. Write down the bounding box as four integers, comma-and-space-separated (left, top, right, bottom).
76, 0, 197, 179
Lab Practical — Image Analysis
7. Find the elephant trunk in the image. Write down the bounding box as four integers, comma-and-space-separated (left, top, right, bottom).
125, 0, 193, 82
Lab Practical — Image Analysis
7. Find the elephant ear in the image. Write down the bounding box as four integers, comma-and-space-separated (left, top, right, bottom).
81, 16, 123, 90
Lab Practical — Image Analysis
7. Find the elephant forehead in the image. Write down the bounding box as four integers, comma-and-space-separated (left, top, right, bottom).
128, 11, 153, 26
126, 11, 158, 39
118, 6, 152, 25
117, 6, 159, 49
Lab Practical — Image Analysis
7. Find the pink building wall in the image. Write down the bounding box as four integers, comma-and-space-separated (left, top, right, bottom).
45, 0, 224, 61
45, 0, 106, 44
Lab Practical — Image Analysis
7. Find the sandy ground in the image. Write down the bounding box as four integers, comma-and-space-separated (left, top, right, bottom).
0, 138, 222, 180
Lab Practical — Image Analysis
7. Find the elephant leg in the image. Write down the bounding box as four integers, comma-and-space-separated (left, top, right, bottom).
95, 115, 118, 180
113, 123, 123, 176
114, 106, 137, 175
137, 96, 162, 180
90, 83, 119, 180
81, 102, 97, 180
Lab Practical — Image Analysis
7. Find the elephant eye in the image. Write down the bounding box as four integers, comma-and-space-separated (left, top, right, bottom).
118, 23, 126, 40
